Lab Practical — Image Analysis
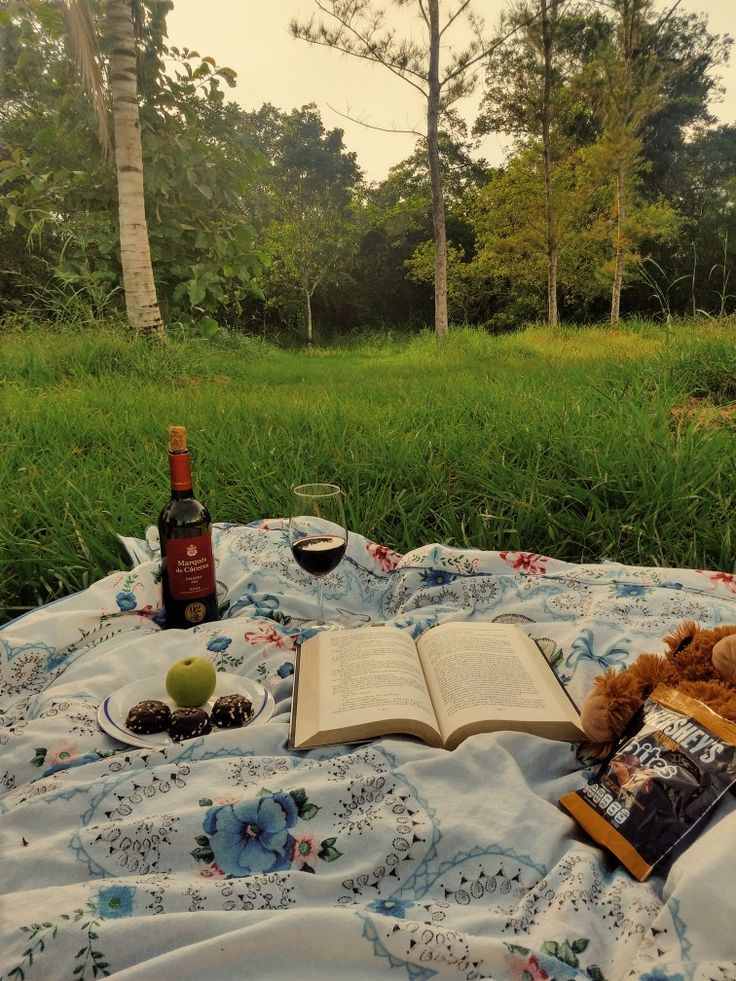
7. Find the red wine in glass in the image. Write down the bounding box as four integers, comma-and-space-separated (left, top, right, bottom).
289, 484, 348, 631
291, 535, 347, 577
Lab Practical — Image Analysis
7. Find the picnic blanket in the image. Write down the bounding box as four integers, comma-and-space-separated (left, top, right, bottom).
2, 520, 736, 980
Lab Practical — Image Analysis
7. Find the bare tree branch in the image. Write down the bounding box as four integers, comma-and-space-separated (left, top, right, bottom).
441, 5, 544, 87
326, 102, 423, 137
652, 0, 685, 37
292, 1, 430, 87
417, 0, 431, 29
290, 26, 429, 96
441, 0, 473, 38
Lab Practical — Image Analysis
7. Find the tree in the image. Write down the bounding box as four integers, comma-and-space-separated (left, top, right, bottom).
480, 0, 568, 324
647, 124, 736, 318
468, 145, 614, 323
64, 0, 163, 334
372, 132, 490, 326
636, 11, 731, 201
539, 0, 560, 325
373, 129, 489, 209
245, 104, 363, 342
476, 0, 611, 325
590, 0, 680, 324
263, 207, 359, 342
291, 0, 505, 340
137, 34, 266, 329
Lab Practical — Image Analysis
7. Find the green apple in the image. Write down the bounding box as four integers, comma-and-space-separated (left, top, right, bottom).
165, 655, 217, 707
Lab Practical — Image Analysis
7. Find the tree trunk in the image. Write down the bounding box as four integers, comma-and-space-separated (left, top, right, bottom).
305, 288, 313, 344
610, 0, 636, 327
548, 248, 559, 324
540, 0, 558, 327
426, 0, 449, 341
107, 0, 163, 335
611, 166, 626, 324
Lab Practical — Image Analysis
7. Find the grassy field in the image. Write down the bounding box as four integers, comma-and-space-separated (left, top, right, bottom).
2, 317, 736, 623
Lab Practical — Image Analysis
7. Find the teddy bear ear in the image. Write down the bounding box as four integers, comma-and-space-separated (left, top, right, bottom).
664, 620, 700, 656
672, 632, 695, 656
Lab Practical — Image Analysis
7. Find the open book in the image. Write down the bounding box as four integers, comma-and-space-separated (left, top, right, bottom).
289, 621, 585, 751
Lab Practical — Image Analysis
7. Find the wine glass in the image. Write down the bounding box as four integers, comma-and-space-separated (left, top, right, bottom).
288, 483, 348, 632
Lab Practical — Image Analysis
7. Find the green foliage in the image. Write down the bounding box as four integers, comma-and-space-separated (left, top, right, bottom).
364, 132, 490, 328
0, 0, 734, 333
476, 0, 610, 151
467, 146, 614, 319
638, 11, 732, 197
0, 2, 119, 315
649, 126, 736, 318
406, 241, 487, 325
137, 42, 270, 324
243, 104, 364, 340
0, 1, 266, 325
472, 0, 733, 324
2, 318, 736, 622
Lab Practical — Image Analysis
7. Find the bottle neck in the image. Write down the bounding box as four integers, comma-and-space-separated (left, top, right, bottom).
169, 451, 194, 498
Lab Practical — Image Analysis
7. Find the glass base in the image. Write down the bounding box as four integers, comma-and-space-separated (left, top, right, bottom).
302, 619, 345, 632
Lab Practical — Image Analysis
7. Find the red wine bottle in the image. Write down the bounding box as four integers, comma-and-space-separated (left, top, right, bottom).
158, 425, 219, 629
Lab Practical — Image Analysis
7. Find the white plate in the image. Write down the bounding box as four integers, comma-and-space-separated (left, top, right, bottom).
97, 672, 275, 749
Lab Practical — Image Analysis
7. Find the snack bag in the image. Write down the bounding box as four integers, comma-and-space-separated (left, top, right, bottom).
560, 684, 736, 881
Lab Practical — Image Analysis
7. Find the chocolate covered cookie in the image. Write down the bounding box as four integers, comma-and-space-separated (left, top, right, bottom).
211, 693, 253, 728
126, 699, 171, 735
169, 707, 212, 742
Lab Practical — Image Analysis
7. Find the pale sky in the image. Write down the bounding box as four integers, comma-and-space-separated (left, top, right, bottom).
166, 0, 736, 183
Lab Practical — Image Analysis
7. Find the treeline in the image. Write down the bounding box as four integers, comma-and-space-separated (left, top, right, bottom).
1, 0, 735, 340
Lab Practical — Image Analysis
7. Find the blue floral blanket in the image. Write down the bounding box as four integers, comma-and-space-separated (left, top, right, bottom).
2, 521, 736, 980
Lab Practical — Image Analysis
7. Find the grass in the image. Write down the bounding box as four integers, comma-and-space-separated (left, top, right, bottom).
2, 316, 736, 624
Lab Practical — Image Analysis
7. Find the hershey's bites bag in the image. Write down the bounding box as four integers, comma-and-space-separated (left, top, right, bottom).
560, 685, 736, 881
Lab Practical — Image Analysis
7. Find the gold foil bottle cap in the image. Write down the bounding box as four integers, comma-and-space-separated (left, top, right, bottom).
168, 425, 187, 453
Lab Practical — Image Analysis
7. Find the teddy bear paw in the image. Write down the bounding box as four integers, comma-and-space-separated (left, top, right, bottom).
580, 691, 617, 743
713, 634, 736, 684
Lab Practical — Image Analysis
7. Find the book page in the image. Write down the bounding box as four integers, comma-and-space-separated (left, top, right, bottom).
416, 622, 582, 746
291, 626, 442, 749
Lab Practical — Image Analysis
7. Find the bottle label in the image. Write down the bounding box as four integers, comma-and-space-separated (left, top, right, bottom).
165, 537, 216, 600
182, 601, 208, 625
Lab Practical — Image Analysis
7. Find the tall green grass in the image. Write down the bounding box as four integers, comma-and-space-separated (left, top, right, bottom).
2, 317, 736, 623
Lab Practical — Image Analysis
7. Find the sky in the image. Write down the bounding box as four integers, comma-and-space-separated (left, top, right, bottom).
165, 0, 736, 183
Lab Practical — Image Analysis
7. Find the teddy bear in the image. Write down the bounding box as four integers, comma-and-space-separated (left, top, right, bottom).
580, 620, 736, 743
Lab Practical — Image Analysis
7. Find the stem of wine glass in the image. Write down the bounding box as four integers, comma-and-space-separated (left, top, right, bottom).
317, 578, 325, 624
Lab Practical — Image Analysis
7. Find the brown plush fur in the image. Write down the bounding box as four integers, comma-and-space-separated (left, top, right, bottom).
580, 620, 736, 743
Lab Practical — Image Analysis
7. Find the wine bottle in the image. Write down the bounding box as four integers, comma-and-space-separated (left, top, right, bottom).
158, 425, 219, 629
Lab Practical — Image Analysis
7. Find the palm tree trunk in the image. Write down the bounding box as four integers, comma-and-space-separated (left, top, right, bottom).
107, 0, 163, 335
427, 0, 449, 341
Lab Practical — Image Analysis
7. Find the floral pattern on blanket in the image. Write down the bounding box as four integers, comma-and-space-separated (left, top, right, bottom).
195, 788, 343, 875
2, 521, 736, 980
